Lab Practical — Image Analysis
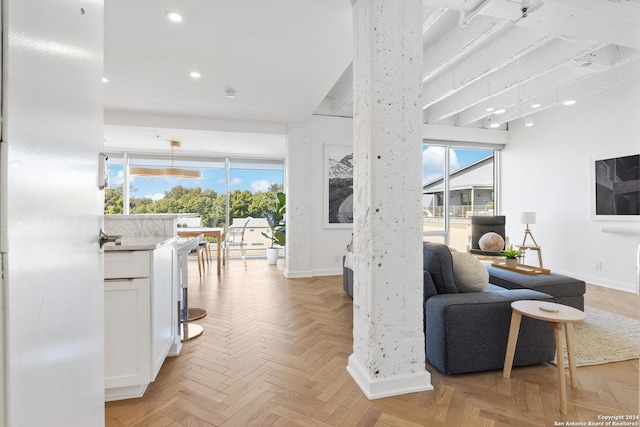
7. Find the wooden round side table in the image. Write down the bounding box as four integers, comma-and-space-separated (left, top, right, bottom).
503, 300, 586, 414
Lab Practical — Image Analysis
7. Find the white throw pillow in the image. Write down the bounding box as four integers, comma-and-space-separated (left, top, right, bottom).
344, 252, 355, 270
478, 232, 505, 251
451, 251, 489, 292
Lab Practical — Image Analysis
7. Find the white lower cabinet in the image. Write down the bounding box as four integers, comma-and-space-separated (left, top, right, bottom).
104, 278, 151, 390
104, 241, 177, 401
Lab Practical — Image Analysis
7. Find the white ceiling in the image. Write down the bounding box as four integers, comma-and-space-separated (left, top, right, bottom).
104, 0, 640, 155
103, 0, 353, 156
321, 0, 640, 128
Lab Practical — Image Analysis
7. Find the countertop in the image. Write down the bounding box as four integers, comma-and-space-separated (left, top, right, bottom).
104, 236, 177, 251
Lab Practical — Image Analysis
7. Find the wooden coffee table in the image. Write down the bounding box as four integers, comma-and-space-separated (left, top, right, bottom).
503, 300, 586, 414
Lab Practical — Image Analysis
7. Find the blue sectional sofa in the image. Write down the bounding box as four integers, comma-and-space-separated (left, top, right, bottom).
422, 242, 556, 374
343, 242, 587, 375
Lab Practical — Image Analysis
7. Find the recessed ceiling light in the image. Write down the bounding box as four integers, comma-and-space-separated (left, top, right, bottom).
493, 109, 506, 115
531, 103, 541, 108
166, 12, 183, 22
102, 77, 109, 83
525, 117, 534, 127
489, 123, 500, 128
563, 99, 576, 106
486, 107, 495, 112
225, 89, 236, 98
189, 71, 201, 79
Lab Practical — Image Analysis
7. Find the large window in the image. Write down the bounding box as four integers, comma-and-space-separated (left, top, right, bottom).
104, 154, 284, 257
422, 145, 498, 252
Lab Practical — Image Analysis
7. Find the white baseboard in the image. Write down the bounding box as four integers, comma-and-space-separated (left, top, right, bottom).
284, 268, 342, 278
555, 269, 638, 294
346, 354, 433, 400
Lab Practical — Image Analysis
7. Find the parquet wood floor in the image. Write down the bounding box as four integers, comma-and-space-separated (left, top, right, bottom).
106, 258, 640, 426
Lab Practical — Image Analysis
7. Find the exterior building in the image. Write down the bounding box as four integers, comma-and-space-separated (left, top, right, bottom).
423, 155, 495, 219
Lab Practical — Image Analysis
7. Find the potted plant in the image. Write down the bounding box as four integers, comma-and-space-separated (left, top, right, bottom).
261, 192, 286, 265
500, 244, 523, 268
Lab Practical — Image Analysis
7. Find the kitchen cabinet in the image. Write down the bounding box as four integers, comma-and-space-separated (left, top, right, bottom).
104, 239, 177, 401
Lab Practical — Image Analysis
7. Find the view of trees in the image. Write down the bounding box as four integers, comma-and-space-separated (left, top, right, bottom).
104, 183, 283, 227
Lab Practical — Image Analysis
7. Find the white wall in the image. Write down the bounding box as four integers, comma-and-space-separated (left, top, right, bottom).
502, 80, 640, 293
306, 115, 354, 276
298, 82, 640, 291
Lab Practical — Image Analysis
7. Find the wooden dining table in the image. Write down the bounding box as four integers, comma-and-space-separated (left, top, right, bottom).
177, 227, 225, 275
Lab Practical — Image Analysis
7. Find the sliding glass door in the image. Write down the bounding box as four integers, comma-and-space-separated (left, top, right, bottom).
226, 160, 284, 258
422, 144, 498, 252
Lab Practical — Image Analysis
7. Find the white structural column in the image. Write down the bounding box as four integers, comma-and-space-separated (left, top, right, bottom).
284, 123, 312, 278
347, 0, 433, 399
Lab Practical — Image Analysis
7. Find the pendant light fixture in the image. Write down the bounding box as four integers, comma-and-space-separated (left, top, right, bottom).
130, 139, 203, 179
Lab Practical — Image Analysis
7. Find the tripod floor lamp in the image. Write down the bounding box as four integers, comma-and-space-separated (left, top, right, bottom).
520, 212, 544, 267
520, 212, 539, 246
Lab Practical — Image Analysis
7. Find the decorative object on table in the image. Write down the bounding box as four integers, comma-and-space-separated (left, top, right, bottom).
478, 231, 505, 251
499, 244, 523, 268
262, 192, 286, 265
324, 144, 353, 228
520, 211, 539, 246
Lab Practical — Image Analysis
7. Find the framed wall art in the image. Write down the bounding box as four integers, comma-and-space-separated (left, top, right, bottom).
592, 152, 640, 221
324, 144, 354, 228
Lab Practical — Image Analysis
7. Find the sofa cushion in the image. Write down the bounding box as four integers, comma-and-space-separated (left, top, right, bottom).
425, 288, 556, 374
478, 232, 505, 251
451, 251, 489, 292
424, 270, 438, 300
486, 265, 586, 310
423, 242, 458, 295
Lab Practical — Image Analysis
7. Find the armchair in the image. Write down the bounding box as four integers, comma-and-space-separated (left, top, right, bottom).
468, 215, 507, 257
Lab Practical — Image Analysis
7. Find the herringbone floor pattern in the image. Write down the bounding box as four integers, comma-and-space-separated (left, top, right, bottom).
106, 258, 639, 426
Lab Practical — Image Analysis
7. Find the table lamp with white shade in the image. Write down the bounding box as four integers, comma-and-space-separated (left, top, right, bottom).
520, 212, 539, 247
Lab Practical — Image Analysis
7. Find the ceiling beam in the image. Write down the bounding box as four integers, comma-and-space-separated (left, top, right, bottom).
517, 0, 640, 50
457, 45, 640, 125
422, 14, 510, 82
422, 25, 551, 108
422, 6, 448, 34
424, 38, 602, 123
493, 57, 640, 124
456, 67, 586, 125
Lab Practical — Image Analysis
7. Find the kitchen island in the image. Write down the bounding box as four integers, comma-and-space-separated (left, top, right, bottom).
103, 236, 179, 401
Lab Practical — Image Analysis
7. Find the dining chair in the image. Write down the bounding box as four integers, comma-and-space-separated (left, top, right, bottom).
189, 233, 206, 277
223, 217, 252, 269
199, 239, 211, 266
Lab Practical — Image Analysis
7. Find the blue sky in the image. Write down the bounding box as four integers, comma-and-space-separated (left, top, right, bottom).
423, 147, 493, 183
108, 166, 283, 200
